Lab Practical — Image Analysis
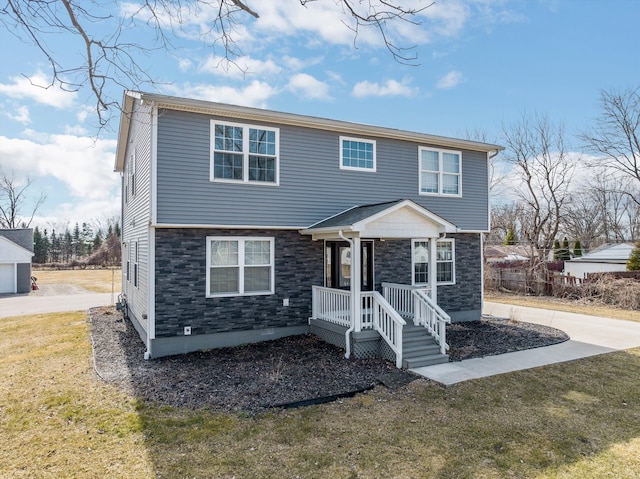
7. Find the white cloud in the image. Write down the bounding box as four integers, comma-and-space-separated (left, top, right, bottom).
0, 71, 76, 108
6, 105, 31, 124
287, 74, 332, 100
168, 80, 278, 108
352, 78, 418, 98
199, 55, 283, 79
0, 134, 119, 213
436, 70, 463, 89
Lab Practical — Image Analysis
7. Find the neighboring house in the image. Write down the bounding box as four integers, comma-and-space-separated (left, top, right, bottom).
0, 229, 34, 294
114, 91, 503, 368
484, 244, 532, 263
565, 243, 634, 279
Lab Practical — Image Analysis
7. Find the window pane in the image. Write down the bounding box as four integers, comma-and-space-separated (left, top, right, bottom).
245, 240, 271, 265
413, 242, 429, 263
421, 150, 439, 171
442, 152, 459, 173
210, 240, 238, 266
214, 153, 243, 180
248, 156, 275, 182
244, 266, 271, 292
442, 174, 459, 195
215, 125, 243, 152
249, 128, 276, 155
210, 266, 239, 294
437, 262, 453, 283
342, 139, 374, 169
437, 242, 453, 261
421, 172, 438, 193
415, 263, 429, 284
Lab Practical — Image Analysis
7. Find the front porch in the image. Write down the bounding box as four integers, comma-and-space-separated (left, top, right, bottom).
301, 200, 458, 369
310, 283, 451, 369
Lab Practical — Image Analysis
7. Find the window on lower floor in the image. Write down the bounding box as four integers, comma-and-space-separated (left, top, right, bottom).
206, 236, 274, 297
412, 238, 455, 285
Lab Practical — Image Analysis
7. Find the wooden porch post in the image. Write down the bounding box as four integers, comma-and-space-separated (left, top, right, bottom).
429, 236, 438, 304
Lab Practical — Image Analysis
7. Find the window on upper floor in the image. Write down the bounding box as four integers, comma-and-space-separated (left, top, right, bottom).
412, 238, 456, 285
340, 136, 376, 172
419, 147, 461, 196
206, 236, 275, 297
211, 121, 279, 185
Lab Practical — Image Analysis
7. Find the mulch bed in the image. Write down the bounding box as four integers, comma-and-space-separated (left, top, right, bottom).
88, 307, 569, 414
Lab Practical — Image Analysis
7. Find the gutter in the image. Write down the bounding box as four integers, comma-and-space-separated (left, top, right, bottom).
338, 229, 355, 360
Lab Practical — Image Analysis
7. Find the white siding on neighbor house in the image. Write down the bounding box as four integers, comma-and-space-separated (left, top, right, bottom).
121, 98, 153, 336
565, 261, 629, 280
154, 109, 490, 231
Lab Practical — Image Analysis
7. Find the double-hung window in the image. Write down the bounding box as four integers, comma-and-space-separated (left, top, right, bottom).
206, 237, 274, 297
419, 147, 461, 196
211, 121, 279, 184
340, 136, 376, 171
412, 239, 455, 285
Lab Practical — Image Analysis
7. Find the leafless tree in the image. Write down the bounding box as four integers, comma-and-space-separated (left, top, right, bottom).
0, 169, 46, 228
500, 114, 576, 260
580, 85, 640, 205
1, 0, 431, 130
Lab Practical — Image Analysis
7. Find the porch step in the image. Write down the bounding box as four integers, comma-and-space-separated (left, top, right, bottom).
401, 324, 449, 369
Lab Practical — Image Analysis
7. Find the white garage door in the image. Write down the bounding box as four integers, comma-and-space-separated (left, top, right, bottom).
0, 263, 15, 293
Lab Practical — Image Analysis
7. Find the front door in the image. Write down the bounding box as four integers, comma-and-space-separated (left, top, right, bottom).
325, 241, 373, 291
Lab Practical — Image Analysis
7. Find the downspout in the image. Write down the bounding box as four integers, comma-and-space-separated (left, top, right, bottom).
338, 230, 355, 359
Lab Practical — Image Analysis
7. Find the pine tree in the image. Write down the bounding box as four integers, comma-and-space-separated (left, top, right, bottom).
504, 226, 517, 245
553, 239, 561, 260
573, 240, 583, 257
33, 227, 47, 264
560, 237, 571, 261
628, 241, 640, 271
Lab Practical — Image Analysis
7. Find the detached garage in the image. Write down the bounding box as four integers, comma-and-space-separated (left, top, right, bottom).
0, 229, 34, 294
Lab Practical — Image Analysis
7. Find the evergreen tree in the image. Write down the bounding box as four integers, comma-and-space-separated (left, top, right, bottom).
561, 237, 571, 260
33, 227, 47, 264
573, 240, 583, 257
553, 239, 561, 260
72, 223, 81, 258
628, 241, 640, 271
504, 226, 517, 245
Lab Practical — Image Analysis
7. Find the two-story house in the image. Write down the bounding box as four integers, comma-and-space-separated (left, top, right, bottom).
114, 91, 503, 368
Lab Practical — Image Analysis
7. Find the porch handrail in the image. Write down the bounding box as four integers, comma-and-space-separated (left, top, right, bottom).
371, 291, 406, 368
381, 282, 430, 319
412, 289, 451, 355
311, 286, 351, 328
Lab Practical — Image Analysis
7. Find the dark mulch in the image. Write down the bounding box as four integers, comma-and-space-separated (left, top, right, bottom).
88, 307, 569, 414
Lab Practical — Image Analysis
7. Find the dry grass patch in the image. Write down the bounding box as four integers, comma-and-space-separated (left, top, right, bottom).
0, 311, 153, 478
486, 294, 640, 323
32, 268, 121, 293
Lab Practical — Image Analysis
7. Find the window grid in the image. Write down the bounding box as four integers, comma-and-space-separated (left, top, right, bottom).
211, 121, 279, 184
340, 136, 376, 171
419, 147, 461, 196
412, 239, 455, 285
207, 237, 274, 297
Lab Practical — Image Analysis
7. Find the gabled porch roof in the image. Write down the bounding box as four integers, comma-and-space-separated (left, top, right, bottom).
301, 199, 458, 240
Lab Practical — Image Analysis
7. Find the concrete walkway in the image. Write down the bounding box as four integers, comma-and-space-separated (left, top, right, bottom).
0, 292, 116, 318
411, 301, 640, 386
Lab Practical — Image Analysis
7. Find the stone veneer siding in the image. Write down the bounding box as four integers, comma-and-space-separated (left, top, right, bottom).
374, 233, 482, 320
154, 229, 324, 337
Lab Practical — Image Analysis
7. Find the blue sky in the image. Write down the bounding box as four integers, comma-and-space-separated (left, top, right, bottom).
0, 0, 638, 230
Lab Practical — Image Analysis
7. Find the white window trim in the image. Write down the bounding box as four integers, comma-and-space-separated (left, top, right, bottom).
411, 238, 456, 286
418, 146, 462, 197
133, 240, 139, 288
339, 136, 377, 172
210, 120, 280, 186
206, 236, 275, 298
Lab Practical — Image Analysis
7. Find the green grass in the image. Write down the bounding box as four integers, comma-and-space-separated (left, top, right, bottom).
2, 310, 640, 478
32, 268, 122, 293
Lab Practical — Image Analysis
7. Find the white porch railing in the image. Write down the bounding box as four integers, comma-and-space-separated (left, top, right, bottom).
311, 286, 351, 328
311, 286, 406, 367
381, 282, 430, 319
412, 289, 451, 355
370, 291, 406, 368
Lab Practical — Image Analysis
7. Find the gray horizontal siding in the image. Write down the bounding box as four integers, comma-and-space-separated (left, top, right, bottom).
155, 109, 489, 231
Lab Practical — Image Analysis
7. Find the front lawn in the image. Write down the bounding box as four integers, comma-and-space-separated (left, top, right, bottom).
1, 310, 639, 478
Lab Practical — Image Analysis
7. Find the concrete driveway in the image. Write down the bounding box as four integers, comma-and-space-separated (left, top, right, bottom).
412, 301, 640, 385
0, 290, 117, 318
